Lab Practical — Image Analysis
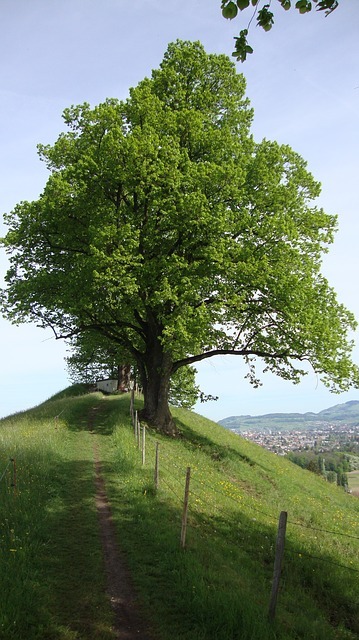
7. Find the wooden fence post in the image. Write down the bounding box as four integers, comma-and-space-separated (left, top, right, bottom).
142, 425, 146, 465
268, 510, 287, 621
11, 458, 17, 496
137, 419, 141, 449
180, 467, 191, 549
154, 442, 160, 491
130, 387, 135, 424
134, 410, 138, 439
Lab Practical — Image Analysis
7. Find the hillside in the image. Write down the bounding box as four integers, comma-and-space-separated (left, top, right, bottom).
219, 400, 359, 431
0, 387, 358, 639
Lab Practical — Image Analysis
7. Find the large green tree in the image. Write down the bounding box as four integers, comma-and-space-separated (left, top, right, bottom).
1, 41, 358, 434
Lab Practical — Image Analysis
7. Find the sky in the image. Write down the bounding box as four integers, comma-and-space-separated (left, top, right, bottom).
0, 0, 358, 421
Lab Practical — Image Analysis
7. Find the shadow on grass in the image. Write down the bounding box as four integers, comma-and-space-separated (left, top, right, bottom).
56, 392, 133, 437
0, 425, 145, 640
172, 418, 285, 495
174, 417, 258, 466
0, 448, 119, 639
108, 464, 359, 640
2, 396, 357, 640
0, 393, 138, 640
41, 456, 122, 640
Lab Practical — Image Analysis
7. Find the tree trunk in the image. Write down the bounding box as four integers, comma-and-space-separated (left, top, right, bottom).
138, 345, 178, 436
117, 364, 131, 392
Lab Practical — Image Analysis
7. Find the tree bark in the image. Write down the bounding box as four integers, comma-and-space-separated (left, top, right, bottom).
138, 339, 178, 436
117, 363, 131, 392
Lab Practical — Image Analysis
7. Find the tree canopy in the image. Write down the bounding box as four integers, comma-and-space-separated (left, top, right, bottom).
1, 40, 358, 434
65, 331, 131, 388
221, 0, 339, 61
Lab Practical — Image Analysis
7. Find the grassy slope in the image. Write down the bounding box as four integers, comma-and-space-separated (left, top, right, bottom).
0, 388, 358, 640
0, 391, 115, 640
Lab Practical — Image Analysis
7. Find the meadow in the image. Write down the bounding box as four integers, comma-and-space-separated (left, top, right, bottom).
0, 387, 358, 639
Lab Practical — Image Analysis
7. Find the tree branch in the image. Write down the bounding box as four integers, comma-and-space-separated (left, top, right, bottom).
173, 347, 307, 373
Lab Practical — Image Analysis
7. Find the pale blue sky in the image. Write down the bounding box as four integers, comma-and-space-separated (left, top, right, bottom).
1, 0, 358, 420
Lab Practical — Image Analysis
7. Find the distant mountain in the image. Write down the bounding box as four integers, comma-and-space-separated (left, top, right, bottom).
219, 400, 359, 432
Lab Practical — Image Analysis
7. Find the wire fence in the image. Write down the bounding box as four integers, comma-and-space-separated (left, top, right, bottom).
0, 459, 12, 485
130, 405, 359, 618
0, 458, 17, 493
131, 407, 359, 544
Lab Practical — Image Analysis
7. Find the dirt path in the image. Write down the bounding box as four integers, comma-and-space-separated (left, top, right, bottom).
89, 403, 155, 640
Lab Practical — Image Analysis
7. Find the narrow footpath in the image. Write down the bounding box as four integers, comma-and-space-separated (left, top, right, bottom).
88, 403, 154, 640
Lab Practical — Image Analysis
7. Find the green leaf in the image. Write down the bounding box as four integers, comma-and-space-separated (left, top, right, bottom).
295, 0, 312, 13
279, 0, 291, 9
257, 6, 274, 30
222, 1, 238, 19
233, 30, 252, 62
236, 0, 250, 9
315, 0, 338, 15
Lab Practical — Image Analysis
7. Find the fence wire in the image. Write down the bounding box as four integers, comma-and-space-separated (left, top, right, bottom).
0, 459, 12, 485
137, 423, 359, 578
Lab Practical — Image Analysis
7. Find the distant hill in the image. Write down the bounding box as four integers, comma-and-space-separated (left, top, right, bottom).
219, 400, 359, 432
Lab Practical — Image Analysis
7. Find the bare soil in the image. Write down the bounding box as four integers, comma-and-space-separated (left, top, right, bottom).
89, 404, 155, 640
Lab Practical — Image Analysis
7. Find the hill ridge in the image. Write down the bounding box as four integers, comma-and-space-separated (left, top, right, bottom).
219, 400, 359, 431
1, 386, 358, 638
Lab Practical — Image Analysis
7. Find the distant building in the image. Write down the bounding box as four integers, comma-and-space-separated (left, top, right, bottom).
96, 379, 118, 394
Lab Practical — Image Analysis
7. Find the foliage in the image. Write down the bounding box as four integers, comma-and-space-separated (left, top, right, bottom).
168, 365, 200, 409
221, 0, 340, 61
1, 40, 358, 433
67, 331, 202, 409
66, 331, 131, 385
287, 449, 354, 489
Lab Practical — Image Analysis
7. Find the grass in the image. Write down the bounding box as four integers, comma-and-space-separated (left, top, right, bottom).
0, 388, 358, 639
105, 405, 359, 640
0, 392, 115, 639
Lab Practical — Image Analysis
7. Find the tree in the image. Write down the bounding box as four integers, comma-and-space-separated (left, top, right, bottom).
221, 0, 339, 61
326, 470, 337, 483
66, 332, 132, 390
1, 41, 358, 435
337, 468, 348, 490
67, 331, 201, 409
306, 459, 321, 475
317, 455, 326, 475
168, 365, 201, 410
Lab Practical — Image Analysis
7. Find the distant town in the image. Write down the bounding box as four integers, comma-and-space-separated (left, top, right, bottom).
230, 423, 359, 456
